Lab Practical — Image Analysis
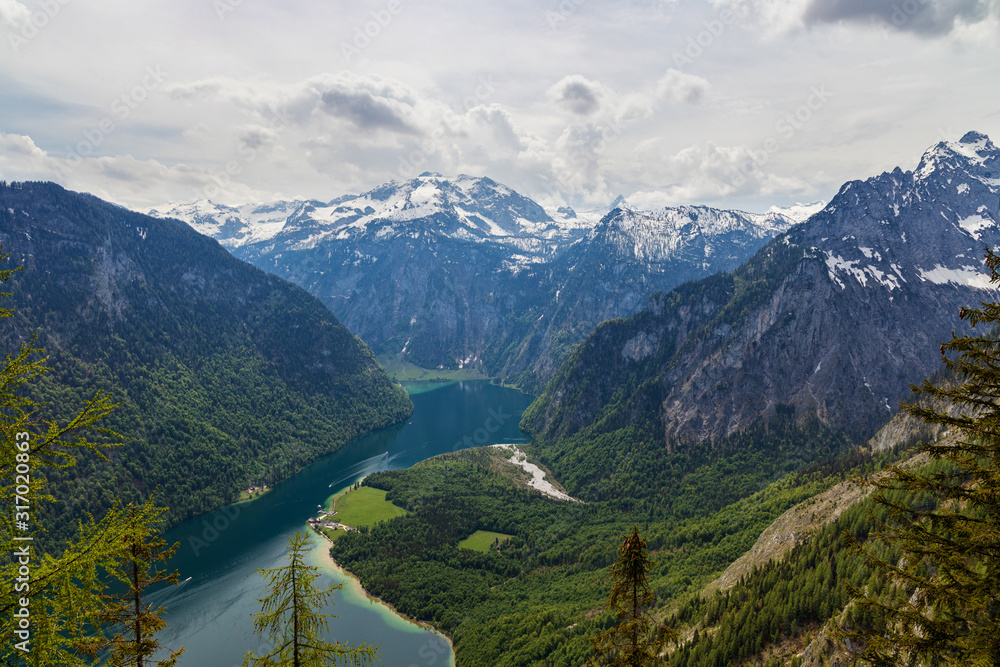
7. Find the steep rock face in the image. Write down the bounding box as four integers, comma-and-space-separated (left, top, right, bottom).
492, 205, 798, 390
0, 181, 412, 529
153, 178, 799, 388
525, 131, 1000, 446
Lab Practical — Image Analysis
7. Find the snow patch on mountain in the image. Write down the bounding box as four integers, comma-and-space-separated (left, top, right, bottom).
918, 265, 993, 289
147, 199, 304, 248
915, 131, 999, 184
958, 214, 995, 240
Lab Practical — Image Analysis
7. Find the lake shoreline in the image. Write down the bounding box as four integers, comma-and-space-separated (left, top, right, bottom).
309, 525, 457, 665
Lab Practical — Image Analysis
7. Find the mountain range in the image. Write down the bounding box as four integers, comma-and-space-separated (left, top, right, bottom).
0, 181, 411, 536
524, 130, 1000, 491
5, 129, 1000, 666
304, 131, 1000, 666
150, 176, 820, 391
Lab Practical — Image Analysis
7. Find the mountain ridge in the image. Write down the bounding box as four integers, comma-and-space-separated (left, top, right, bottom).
150, 175, 805, 390
524, 130, 1000, 461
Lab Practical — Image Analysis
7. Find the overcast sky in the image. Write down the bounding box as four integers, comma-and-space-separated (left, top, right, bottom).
0, 0, 998, 212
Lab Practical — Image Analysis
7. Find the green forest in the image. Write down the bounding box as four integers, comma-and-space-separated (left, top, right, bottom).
5, 180, 999, 666
329, 410, 914, 666
0, 182, 412, 545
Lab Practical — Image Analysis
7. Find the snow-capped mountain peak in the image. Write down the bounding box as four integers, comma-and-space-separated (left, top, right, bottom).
150, 174, 587, 251
793, 131, 1000, 295
587, 204, 798, 265
915, 130, 999, 183
767, 201, 826, 224
146, 198, 309, 247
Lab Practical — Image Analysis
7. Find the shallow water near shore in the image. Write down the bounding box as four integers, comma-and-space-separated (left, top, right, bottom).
157, 380, 533, 667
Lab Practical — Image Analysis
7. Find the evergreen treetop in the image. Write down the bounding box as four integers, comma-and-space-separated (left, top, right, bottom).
243, 531, 378, 667
847, 248, 1000, 665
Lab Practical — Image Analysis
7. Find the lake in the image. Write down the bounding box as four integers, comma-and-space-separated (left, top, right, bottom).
158, 380, 534, 667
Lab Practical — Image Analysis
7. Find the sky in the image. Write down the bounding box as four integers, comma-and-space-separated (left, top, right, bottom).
0, 0, 998, 213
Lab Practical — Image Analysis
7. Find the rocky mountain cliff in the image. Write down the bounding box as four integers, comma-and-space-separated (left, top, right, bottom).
152, 175, 805, 390
490, 204, 800, 389
524, 131, 1000, 454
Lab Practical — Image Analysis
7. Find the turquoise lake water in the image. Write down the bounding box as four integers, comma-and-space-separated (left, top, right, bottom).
157, 380, 534, 667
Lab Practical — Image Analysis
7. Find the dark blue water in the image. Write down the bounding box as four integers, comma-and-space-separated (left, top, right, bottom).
157, 380, 533, 667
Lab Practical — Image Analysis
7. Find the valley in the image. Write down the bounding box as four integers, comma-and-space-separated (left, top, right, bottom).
5, 3, 1000, 664
154, 379, 532, 667
2, 130, 998, 666
151, 178, 815, 393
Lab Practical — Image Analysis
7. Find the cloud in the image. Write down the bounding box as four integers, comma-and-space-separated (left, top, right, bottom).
235, 125, 279, 151
549, 70, 707, 122
624, 139, 815, 207
168, 73, 425, 136
802, 0, 995, 36
0, 131, 258, 206
656, 69, 709, 104
551, 75, 605, 115
310, 74, 419, 134
0, 132, 52, 176
0, 0, 29, 28
464, 104, 531, 152
714, 0, 1000, 36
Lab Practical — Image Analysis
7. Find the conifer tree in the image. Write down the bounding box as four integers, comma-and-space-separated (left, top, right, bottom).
243, 531, 378, 667
0, 259, 119, 664
0, 256, 182, 665
846, 248, 1000, 664
589, 525, 676, 666
100, 500, 184, 667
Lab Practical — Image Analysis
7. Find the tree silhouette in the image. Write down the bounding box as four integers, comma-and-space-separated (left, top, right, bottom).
243, 531, 378, 667
590, 525, 676, 666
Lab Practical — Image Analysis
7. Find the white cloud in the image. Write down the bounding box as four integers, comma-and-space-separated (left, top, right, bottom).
0, 131, 257, 206
656, 69, 710, 104
0, 0, 30, 28
550, 75, 608, 115
0, 133, 55, 178
624, 139, 816, 207
0, 2, 997, 213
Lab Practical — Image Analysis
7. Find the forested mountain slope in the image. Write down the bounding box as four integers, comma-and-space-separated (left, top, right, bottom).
0, 181, 412, 539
